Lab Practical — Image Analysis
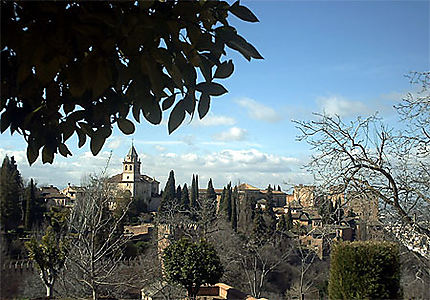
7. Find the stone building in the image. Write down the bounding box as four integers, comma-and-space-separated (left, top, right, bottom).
108, 145, 160, 208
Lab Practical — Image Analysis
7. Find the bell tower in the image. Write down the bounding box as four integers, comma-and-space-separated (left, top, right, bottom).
122, 144, 141, 183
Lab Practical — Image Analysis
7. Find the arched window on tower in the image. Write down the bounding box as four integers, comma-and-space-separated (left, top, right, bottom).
125, 165, 128, 171
130, 165, 133, 171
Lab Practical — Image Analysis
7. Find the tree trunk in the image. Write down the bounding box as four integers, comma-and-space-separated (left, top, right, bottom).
92, 287, 97, 300
45, 283, 53, 297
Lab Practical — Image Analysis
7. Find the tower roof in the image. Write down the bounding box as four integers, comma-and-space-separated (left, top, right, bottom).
127, 145, 138, 159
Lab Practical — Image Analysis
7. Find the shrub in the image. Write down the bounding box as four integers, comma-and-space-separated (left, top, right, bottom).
328, 241, 400, 299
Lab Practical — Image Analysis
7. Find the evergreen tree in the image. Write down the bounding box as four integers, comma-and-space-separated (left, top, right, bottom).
181, 184, 190, 211
206, 179, 216, 202
218, 187, 227, 216
0, 156, 23, 232
176, 185, 182, 203
195, 174, 199, 204
277, 185, 281, 192
252, 207, 267, 239
159, 170, 176, 212
231, 186, 238, 232
190, 175, 197, 209
24, 179, 36, 230
227, 182, 232, 222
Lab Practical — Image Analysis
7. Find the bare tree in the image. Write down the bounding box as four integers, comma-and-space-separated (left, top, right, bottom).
66, 175, 132, 300
295, 112, 430, 238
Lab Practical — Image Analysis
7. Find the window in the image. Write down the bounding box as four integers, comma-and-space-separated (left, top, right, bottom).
125, 165, 128, 171
130, 165, 133, 170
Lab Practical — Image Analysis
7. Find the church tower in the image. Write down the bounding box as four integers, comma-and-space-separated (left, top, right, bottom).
122, 144, 141, 183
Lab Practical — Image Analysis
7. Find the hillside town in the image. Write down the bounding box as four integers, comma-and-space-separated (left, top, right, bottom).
1, 1, 429, 299
2, 146, 428, 299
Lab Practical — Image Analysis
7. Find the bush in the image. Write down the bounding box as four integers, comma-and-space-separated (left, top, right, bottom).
328, 241, 401, 299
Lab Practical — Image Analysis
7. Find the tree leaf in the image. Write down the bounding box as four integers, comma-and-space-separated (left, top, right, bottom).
42, 145, 54, 164
198, 93, 210, 119
0, 111, 11, 133
90, 134, 106, 156
76, 128, 86, 148
117, 118, 135, 135
27, 143, 39, 166
61, 120, 75, 142
183, 93, 196, 115
162, 94, 176, 111
214, 60, 234, 79
132, 103, 141, 123
143, 97, 162, 125
229, 1, 259, 23
227, 34, 264, 61
58, 143, 72, 157
168, 100, 185, 134
196, 82, 228, 96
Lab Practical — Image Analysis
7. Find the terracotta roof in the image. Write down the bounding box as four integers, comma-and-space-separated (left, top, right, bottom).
237, 183, 259, 190
108, 173, 159, 184
108, 174, 122, 183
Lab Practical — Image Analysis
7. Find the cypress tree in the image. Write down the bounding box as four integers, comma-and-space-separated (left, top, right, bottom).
277, 185, 281, 192
176, 185, 182, 204
226, 182, 232, 221
0, 156, 23, 232
159, 170, 176, 212
206, 179, 216, 202
181, 184, 190, 211
24, 179, 36, 230
231, 186, 238, 232
252, 206, 267, 238
218, 187, 227, 216
195, 174, 199, 203
190, 175, 197, 209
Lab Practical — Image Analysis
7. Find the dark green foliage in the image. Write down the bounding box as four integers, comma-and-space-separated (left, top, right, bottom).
328, 241, 401, 300
181, 183, 190, 211
176, 185, 182, 203
159, 170, 176, 212
24, 178, 45, 230
206, 178, 216, 202
252, 207, 267, 239
190, 174, 198, 209
1, 1, 262, 164
231, 186, 238, 232
277, 185, 281, 192
0, 156, 23, 232
25, 226, 68, 297
219, 187, 227, 215
163, 238, 223, 299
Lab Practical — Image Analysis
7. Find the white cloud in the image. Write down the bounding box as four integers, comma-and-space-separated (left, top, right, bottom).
192, 113, 236, 127
107, 137, 122, 149
138, 148, 310, 189
213, 127, 247, 141
0, 147, 312, 195
154, 145, 166, 152
236, 97, 283, 123
317, 96, 369, 117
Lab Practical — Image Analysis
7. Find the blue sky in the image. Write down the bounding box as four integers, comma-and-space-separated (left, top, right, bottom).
1, 0, 429, 191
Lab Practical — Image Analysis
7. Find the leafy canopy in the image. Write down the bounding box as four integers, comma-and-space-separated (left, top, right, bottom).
162, 238, 223, 298
1, 0, 262, 165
